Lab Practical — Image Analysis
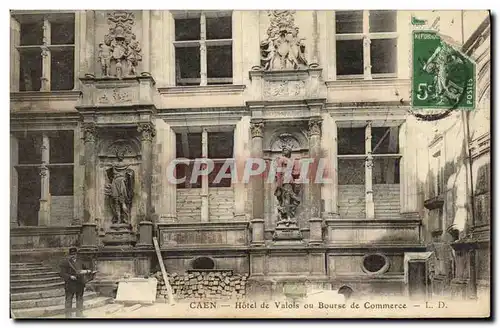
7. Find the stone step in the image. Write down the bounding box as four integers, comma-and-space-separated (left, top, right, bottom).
10, 288, 65, 301
11, 292, 98, 310
11, 296, 111, 318
11, 281, 65, 294
10, 271, 60, 280
10, 266, 54, 274
11, 276, 62, 287
10, 262, 43, 268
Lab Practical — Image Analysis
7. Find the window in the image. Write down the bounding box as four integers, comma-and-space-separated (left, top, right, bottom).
175, 130, 234, 189
337, 124, 402, 219
362, 253, 390, 274
335, 10, 397, 79
173, 11, 233, 86
14, 130, 75, 226
14, 13, 75, 91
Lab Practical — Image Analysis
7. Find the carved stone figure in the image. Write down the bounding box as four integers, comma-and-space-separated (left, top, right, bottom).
104, 150, 135, 224
273, 145, 301, 223
99, 11, 142, 78
260, 10, 308, 71
97, 43, 112, 77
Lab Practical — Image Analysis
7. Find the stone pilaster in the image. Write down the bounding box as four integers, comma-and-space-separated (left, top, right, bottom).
308, 118, 323, 245
200, 13, 207, 86
10, 134, 19, 227
81, 122, 98, 248
10, 17, 20, 92
82, 123, 97, 222
400, 121, 419, 216
250, 120, 265, 245
141, 10, 151, 73
233, 117, 251, 220
155, 119, 176, 223
365, 122, 375, 219
138, 122, 156, 221
38, 133, 50, 226
201, 128, 209, 222
40, 19, 51, 91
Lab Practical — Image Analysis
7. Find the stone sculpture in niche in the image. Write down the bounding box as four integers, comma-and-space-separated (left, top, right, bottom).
98, 11, 142, 78
260, 10, 308, 71
273, 144, 302, 224
105, 149, 135, 224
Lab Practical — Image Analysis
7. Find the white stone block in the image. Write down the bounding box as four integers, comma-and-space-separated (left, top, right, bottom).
115, 277, 158, 305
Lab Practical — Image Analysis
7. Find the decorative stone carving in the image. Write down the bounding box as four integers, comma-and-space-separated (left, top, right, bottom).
82, 123, 97, 143
104, 150, 135, 225
263, 80, 305, 97
38, 165, 49, 177
97, 88, 133, 105
271, 133, 301, 152
137, 122, 156, 142
260, 10, 308, 71
308, 119, 322, 136
272, 145, 303, 241
99, 11, 142, 78
250, 122, 264, 138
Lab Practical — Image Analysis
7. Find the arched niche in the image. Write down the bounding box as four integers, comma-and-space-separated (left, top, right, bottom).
98, 138, 141, 160
265, 128, 309, 153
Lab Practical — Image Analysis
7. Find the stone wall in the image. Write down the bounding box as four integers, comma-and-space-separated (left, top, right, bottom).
152, 270, 248, 300
50, 196, 74, 226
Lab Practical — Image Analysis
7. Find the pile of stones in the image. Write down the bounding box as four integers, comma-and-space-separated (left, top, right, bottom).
151, 270, 248, 300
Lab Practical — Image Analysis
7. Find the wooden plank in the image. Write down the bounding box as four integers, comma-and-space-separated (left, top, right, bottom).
153, 237, 175, 305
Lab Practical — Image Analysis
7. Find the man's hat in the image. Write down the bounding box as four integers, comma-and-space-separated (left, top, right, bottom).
69, 247, 78, 255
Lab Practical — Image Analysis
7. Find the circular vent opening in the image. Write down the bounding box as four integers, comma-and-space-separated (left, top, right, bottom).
192, 257, 215, 270
362, 254, 389, 274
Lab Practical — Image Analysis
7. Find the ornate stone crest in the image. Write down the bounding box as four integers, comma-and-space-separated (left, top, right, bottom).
260, 10, 308, 71
264, 80, 305, 97
272, 133, 300, 152
98, 11, 142, 78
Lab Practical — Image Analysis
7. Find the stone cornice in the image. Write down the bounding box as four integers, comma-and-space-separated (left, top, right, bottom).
158, 84, 246, 95
11, 226, 82, 236
325, 78, 411, 89
10, 90, 81, 102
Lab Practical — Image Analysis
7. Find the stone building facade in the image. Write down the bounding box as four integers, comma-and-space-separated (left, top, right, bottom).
10, 10, 490, 300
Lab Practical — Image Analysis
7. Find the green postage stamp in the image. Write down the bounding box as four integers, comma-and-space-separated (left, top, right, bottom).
412, 30, 476, 110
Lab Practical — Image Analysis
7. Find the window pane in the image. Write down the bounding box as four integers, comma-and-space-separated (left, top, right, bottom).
369, 10, 397, 33
338, 128, 365, 155
338, 159, 365, 185
20, 51, 42, 91
370, 38, 397, 74
209, 162, 232, 187
18, 133, 42, 164
50, 167, 74, 196
206, 16, 232, 39
175, 46, 200, 86
175, 163, 202, 189
20, 22, 43, 46
17, 167, 41, 226
175, 18, 200, 41
207, 45, 232, 81
335, 11, 363, 34
51, 21, 75, 45
50, 130, 74, 163
51, 49, 75, 91
208, 132, 233, 158
371, 127, 399, 154
336, 40, 363, 76
373, 157, 400, 184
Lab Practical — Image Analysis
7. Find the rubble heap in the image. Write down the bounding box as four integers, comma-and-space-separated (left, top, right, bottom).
151, 270, 248, 301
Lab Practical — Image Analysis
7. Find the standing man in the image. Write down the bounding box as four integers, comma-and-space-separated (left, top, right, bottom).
59, 247, 95, 318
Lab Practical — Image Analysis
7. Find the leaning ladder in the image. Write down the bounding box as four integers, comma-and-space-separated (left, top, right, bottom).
153, 237, 175, 304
